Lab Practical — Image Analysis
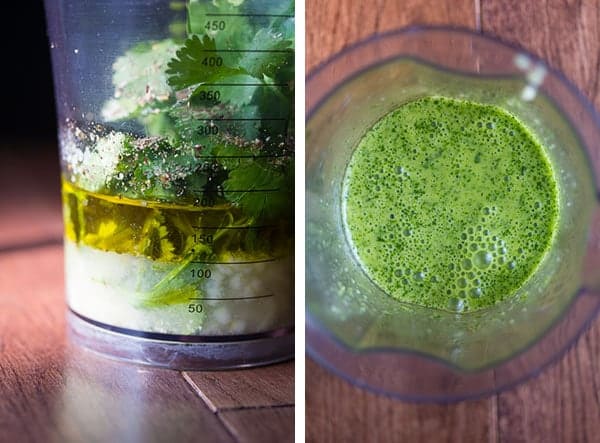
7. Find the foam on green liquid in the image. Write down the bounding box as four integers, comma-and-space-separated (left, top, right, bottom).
343, 96, 559, 312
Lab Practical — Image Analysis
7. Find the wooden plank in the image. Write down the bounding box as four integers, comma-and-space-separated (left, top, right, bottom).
0, 245, 234, 443
0, 144, 62, 248
482, 0, 600, 107
183, 361, 294, 411
306, 358, 495, 443
495, 319, 600, 443
482, 2, 600, 442
219, 406, 294, 443
306, 0, 477, 71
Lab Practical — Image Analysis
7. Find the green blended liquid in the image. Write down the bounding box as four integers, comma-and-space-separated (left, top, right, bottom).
343, 96, 559, 312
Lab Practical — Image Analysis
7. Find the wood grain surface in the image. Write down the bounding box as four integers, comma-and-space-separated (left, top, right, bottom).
306, 0, 600, 442
220, 407, 294, 443
0, 144, 294, 442
482, 0, 600, 108
306, 0, 475, 71
1, 245, 234, 443
183, 361, 294, 411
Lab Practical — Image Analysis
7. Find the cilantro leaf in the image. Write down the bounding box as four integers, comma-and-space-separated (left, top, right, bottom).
251, 76, 292, 143
105, 136, 206, 202
222, 160, 292, 222
187, 0, 253, 52
239, 29, 293, 79
166, 35, 243, 90
190, 73, 259, 108
102, 40, 178, 122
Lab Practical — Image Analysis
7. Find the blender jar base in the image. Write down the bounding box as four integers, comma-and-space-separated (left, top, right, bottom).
68, 311, 294, 370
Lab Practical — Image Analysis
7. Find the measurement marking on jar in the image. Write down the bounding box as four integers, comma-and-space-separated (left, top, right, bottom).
202, 83, 290, 87
192, 225, 276, 230
191, 258, 277, 264
194, 154, 290, 159
196, 118, 288, 121
200, 48, 293, 53
205, 13, 294, 18
223, 188, 281, 192
191, 188, 281, 193
188, 294, 275, 301
195, 117, 290, 138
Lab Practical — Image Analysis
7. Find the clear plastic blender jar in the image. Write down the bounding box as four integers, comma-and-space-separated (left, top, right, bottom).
306, 27, 600, 401
44, 0, 295, 369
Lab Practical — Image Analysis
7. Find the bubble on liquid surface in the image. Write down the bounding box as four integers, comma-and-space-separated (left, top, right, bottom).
461, 258, 473, 270
457, 277, 467, 288
448, 298, 465, 312
470, 287, 482, 298
473, 251, 493, 269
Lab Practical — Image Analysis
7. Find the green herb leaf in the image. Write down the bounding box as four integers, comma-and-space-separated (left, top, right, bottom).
222, 160, 292, 222
239, 29, 293, 80
105, 136, 206, 202
166, 35, 243, 90
187, 0, 253, 53
190, 73, 259, 108
102, 40, 179, 122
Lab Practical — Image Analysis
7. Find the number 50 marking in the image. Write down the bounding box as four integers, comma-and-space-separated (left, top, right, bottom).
188, 303, 203, 313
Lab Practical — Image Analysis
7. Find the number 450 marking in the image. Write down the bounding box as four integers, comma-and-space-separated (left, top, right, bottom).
205, 20, 226, 31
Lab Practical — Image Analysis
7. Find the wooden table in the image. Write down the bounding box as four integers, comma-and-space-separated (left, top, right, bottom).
0, 146, 294, 442
306, 1, 600, 441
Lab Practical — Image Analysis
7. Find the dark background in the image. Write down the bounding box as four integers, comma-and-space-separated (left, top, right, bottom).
1, 1, 56, 144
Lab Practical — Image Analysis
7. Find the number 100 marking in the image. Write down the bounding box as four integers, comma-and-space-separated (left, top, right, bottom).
191, 269, 212, 279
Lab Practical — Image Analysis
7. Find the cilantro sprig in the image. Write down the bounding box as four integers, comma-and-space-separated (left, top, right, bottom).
97, 0, 294, 229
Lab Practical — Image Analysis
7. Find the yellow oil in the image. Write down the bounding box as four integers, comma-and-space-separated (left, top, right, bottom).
62, 178, 290, 263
